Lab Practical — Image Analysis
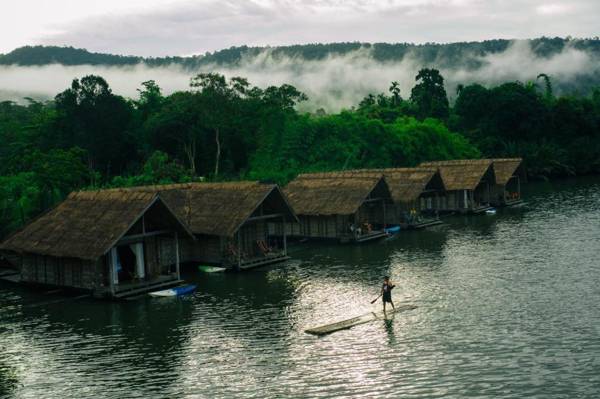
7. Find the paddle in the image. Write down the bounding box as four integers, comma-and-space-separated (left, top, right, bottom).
370, 293, 382, 304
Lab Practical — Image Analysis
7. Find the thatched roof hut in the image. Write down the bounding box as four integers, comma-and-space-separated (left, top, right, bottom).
491, 158, 525, 185
285, 173, 390, 216
117, 181, 297, 237
342, 168, 445, 204
419, 159, 495, 190
0, 190, 193, 261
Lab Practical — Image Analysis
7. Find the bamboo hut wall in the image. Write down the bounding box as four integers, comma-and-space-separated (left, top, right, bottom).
177, 238, 203, 263
439, 191, 460, 210
290, 215, 346, 239
358, 202, 385, 226
20, 254, 98, 290
281, 214, 350, 239
178, 235, 222, 265
284, 220, 303, 237
143, 236, 162, 278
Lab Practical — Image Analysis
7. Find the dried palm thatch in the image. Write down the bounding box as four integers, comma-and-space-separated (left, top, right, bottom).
0, 191, 171, 260
343, 168, 444, 204
491, 158, 523, 185
298, 171, 384, 180
285, 174, 389, 215
420, 159, 495, 191
119, 181, 297, 237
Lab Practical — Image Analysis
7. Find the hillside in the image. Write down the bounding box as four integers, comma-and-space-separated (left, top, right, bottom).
2, 37, 600, 68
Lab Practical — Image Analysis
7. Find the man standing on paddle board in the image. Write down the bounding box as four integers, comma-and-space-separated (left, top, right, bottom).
381, 276, 395, 312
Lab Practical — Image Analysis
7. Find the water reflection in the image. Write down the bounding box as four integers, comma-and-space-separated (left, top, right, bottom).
1, 177, 600, 398
0, 360, 19, 397
384, 315, 396, 345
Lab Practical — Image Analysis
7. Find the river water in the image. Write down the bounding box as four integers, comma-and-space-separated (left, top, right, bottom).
1, 177, 600, 398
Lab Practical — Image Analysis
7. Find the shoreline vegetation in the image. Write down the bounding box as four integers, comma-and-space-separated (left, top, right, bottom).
1, 65, 599, 239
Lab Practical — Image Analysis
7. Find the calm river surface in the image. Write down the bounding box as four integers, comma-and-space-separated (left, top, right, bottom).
1, 177, 600, 398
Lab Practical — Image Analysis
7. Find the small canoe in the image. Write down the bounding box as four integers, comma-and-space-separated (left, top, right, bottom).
149, 284, 197, 297
198, 265, 227, 273
485, 208, 497, 215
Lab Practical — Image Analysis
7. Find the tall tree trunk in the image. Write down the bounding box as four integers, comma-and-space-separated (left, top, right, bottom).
184, 137, 197, 176
214, 127, 221, 177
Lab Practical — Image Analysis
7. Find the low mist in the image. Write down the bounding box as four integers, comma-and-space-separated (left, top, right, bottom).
1, 41, 598, 111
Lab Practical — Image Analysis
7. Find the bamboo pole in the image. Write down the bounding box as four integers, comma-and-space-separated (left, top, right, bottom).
175, 232, 180, 280
237, 231, 241, 270
282, 215, 287, 255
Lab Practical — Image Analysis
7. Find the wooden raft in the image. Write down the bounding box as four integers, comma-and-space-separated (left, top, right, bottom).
304, 304, 417, 336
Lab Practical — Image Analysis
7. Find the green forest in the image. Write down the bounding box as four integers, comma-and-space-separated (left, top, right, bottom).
3, 37, 600, 67
1, 67, 600, 238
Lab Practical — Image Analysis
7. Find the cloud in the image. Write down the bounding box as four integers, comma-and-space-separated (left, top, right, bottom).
32, 0, 600, 57
536, 3, 573, 15
1, 40, 598, 111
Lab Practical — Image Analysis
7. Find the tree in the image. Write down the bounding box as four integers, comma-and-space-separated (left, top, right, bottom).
53, 75, 136, 176
145, 91, 203, 176
389, 81, 402, 106
537, 73, 554, 103
109, 151, 191, 187
410, 68, 450, 120
190, 73, 238, 177
136, 80, 164, 121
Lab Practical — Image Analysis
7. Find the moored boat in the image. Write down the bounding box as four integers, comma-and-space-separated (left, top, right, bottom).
198, 265, 227, 273
149, 284, 197, 297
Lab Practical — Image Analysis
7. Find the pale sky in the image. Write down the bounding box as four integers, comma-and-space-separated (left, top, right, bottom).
1, 0, 598, 56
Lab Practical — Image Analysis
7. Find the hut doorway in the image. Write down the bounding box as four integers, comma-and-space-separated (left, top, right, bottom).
114, 243, 145, 284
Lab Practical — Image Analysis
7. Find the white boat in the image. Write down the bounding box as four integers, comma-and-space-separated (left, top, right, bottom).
485, 208, 497, 215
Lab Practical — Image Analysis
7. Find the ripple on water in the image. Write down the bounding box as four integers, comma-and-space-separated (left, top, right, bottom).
1, 178, 600, 398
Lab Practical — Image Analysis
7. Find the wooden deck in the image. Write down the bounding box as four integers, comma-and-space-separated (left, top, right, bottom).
238, 253, 291, 270
340, 230, 388, 244
96, 275, 183, 299
406, 219, 443, 229
504, 199, 524, 207
0, 268, 21, 284
467, 205, 493, 214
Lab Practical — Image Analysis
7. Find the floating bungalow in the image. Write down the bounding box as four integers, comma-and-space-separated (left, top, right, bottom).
490, 158, 526, 207
0, 190, 195, 298
353, 168, 446, 229
419, 159, 497, 214
282, 172, 393, 243
128, 182, 298, 271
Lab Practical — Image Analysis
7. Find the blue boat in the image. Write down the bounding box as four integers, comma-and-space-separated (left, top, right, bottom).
149, 284, 197, 297
385, 226, 401, 234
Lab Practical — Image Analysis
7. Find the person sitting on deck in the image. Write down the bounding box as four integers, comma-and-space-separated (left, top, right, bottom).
381, 276, 396, 312
362, 222, 372, 234
257, 239, 272, 255
409, 208, 417, 224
